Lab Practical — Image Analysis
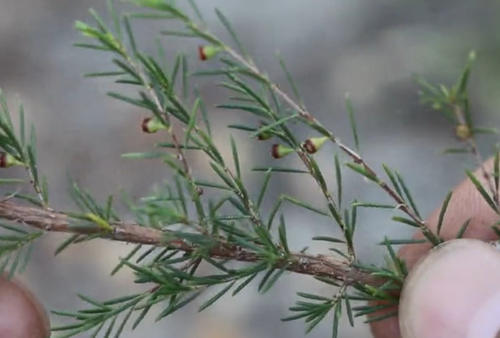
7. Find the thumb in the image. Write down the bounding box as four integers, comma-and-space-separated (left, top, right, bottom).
399, 238, 500, 338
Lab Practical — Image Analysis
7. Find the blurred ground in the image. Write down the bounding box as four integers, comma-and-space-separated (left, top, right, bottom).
1, 0, 500, 337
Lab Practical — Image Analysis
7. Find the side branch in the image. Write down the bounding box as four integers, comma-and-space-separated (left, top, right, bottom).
0, 201, 378, 286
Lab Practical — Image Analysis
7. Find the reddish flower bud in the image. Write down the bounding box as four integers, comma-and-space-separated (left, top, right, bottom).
198, 45, 222, 61
0, 152, 23, 168
303, 136, 329, 154
271, 144, 293, 159
455, 124, 471, 141
142, 117, 167, 134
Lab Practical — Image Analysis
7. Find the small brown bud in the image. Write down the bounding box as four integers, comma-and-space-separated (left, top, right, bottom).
142, 117, 167, 134
455, 124, 471, 141
271, 144, 293, 159
302, 136, 329, 154
0, 152, 23, 168
198, 45, 222, 61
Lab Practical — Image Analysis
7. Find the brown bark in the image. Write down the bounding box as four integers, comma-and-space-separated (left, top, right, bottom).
0, 201, 379, 285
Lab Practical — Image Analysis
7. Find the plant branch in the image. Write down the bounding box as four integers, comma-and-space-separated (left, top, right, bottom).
0, 200, 378, 286
224, 46, 440, 245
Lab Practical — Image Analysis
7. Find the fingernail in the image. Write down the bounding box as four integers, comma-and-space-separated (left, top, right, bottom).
399, 239, 500, 338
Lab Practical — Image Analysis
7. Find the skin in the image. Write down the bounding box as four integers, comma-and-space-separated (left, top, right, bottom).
0, 160, 497, 338
371, 158, 500, 337
0, 277, 49, 338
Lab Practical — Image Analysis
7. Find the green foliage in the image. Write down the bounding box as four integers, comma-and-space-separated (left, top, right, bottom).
282, 291, 343, 336
0, 90, 47, 205
0, 1, 497, 337
0, 223, 41, 278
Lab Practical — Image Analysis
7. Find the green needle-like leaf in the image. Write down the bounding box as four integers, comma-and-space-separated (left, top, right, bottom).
215, 8, 247, 56
250, 113, 299, 138
345, 93, 360, 152
198, 281, 235, 312
437, 191, 453, 236
456, 218, 472, 238
465, 170, 498, 213
230, 135, 241, 180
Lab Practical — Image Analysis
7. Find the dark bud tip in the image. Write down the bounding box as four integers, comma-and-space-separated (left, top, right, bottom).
303, 139, 316, 154
141, 117, 152, 133
198, 45, 207, 61
302, 136, 328, 154
0, 152, 6, 168
271, 144, 280, 159
0, 152, 22, 168
198, 45, 221, 61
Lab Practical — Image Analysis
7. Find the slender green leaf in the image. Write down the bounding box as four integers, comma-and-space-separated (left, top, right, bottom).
312, 236, 345, 243
456, 218, 472, 238
344, 295, 354, 327
187, 0, 204, 22
392, 216, 420, 228
345, 93, 360, 151
495, 152, 500, 194
278, 214, 289, 253
198, 282, 235, 312
395, 172, 421, 218
252, 167, 308, 174
332, 302, 341, 338
215, 8, 247, 56
111, 245, 142, 276
250, 113, 299, 138
282, 195, 328, 216
230, 136, 241, 179
334, 154, 342, 208
378, 238, 426, 245
352, 202, 394, 209
181, 54, 188, 99
382, 164, 402, 197
346, 163, 376, 182
277, 53, 303, 106
257, 168, 272, 208
55, 234, 80, 256
184, 98, 200, 147
465, 170, 498, 213
436, 191, 452, 236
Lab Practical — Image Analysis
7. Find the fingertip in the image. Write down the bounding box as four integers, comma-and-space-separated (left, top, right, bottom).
369, 307, 401, 338
399, 239, 500, 338
0, 277, 50, 338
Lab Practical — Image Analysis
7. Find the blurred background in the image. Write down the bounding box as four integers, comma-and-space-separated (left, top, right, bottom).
1, 0, 500, 337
